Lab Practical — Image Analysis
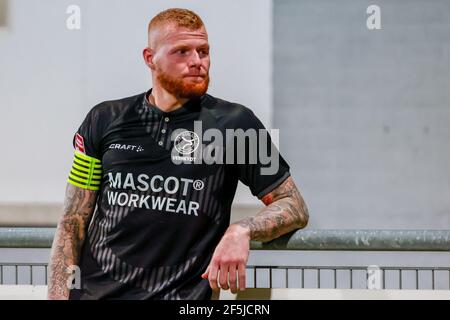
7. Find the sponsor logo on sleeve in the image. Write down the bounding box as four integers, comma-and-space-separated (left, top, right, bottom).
75, 133, 86, 154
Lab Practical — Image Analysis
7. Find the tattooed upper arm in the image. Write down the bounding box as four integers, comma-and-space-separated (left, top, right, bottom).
234, 176, 309, 242
260, 176, 309, 228
262, 177, 298, 205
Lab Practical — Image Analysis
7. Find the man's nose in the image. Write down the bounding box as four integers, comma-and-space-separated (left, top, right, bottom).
188, 51, 202, 67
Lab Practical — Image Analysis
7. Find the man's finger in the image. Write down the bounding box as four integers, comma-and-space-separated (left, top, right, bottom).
238, 263, 246, 291
218, 263, 230, 290
229, 264, 238, 294
201, 266, 210, 279
208, 263, 220, 291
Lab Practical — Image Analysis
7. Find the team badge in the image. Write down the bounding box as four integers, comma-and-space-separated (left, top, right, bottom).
174, 131, 200, 155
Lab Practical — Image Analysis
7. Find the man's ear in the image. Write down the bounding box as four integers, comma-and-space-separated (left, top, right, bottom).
143, 47, 156, 70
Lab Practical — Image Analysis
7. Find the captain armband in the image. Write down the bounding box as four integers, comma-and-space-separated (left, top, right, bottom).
67, 150, 102, 191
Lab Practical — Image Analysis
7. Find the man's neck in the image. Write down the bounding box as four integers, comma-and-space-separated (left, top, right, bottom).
149, 85, 189, 113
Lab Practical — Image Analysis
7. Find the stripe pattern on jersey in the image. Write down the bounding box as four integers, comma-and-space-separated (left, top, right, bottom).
87, 191, 199, 299
84, 168, 225, 299
67, 150, 102, 190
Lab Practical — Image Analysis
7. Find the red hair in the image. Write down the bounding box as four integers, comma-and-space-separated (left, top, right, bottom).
148, 8, 204, 38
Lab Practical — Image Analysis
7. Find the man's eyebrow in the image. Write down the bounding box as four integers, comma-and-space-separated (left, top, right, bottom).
171, 43, 209, 50
172, 45, 190, 50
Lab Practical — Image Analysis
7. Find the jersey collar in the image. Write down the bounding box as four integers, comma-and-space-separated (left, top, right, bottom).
143, 88, 202, 117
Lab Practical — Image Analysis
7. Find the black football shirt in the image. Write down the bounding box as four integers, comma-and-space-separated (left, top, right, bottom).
67, 89, 290, 300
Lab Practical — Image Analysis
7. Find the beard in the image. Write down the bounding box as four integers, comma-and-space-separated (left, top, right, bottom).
156, 70, 210, 99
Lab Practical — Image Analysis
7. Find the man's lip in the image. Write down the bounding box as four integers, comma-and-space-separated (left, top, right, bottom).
184, 75, 205, 77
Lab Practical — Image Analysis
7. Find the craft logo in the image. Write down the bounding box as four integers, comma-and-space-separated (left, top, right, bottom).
109, 144, 144, 152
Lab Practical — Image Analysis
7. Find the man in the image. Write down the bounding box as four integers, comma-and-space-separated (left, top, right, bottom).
48, 8, 308, 300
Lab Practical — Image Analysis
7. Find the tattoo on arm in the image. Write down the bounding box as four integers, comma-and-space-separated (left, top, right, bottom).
235, 176, 309, 242
47, 184, 97, 299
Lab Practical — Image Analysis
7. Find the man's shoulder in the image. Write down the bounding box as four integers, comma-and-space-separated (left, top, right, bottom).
88, 92, 144, 118
202, 93, 256, 121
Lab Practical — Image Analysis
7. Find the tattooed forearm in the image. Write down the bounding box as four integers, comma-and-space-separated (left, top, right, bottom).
47, 184, 97, 300
234, 176, 309, 242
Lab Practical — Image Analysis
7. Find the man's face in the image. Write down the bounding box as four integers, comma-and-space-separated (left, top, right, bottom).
149, 24, 210, 99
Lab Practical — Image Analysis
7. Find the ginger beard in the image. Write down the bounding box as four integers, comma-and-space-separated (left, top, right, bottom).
156, 69, 210, 99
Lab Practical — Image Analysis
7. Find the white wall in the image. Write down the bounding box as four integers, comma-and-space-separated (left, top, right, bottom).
0, 0, 273, 205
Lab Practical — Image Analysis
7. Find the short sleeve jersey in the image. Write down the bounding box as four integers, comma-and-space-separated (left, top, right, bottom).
67, 89, 290, 300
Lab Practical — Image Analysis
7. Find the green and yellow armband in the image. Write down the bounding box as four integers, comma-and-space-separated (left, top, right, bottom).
67, 150, 102, 191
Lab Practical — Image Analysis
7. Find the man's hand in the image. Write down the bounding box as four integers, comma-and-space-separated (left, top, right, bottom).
202, 176, 309, 293
201, 224, 250, 294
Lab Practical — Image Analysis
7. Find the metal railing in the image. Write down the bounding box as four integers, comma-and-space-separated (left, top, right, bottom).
1, 228, 449, 289
1, 228, 450, 251
0, 263, 48, 286
246, 266, 450, 290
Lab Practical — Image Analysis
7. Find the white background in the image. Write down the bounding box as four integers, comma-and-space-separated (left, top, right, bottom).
0, 0, 273, 205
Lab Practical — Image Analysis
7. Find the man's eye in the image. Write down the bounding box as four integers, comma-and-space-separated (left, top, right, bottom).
177, 49, 187, 55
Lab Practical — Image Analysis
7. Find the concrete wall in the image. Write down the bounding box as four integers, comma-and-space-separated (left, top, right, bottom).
274, 0, 450, 228
0, 0, 272, 209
